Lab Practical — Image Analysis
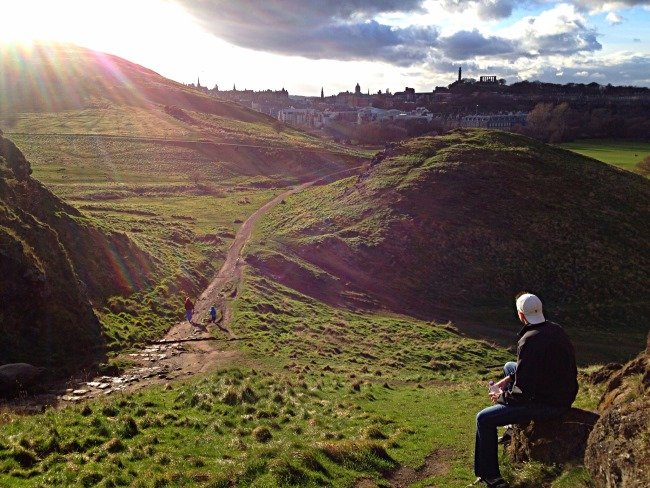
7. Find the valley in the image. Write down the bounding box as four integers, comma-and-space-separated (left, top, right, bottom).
0, 44, 648, 487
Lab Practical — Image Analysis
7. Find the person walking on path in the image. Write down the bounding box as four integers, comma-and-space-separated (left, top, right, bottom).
184, 296, 194, 324
472, 292, 578, 488
209, 305, 218, 323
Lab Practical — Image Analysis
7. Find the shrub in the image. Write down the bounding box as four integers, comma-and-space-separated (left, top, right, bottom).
636, 156, 650, 176
318, 440, 395, 471
252, 426, 273, 443
119, 416, 139, 439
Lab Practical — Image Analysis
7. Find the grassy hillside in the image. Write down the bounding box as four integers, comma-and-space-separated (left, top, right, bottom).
0, 43, 365, 358
2, 45, 638, 487
0, 43, 258, 120
0, 269, 610, 486
249, 129, 649, 360
0, 44, 357, 154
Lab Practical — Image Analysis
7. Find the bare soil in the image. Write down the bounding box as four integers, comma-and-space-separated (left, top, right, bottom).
355, 449, 452, 488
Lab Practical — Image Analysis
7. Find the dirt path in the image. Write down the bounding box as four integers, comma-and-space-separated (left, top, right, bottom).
5, 166, 361, 412
355, 449, 451, 488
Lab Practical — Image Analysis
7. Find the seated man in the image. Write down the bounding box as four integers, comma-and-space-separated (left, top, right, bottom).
472, 292, 579, 487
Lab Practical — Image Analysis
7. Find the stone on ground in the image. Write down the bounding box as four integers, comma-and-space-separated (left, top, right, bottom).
507, 408, 600, 464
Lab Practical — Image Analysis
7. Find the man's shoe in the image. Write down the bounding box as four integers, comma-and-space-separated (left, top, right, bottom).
498, 425, 513, 445
469, 477, 509, 487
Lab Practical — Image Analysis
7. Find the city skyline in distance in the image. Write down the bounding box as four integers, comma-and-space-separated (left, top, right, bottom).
1, 0, 649, 96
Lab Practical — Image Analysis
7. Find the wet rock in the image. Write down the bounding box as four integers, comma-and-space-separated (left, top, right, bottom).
72, 389, 89, 396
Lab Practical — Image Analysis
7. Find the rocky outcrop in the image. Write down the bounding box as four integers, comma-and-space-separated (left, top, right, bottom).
0, 136, 157, 303
0, 363, 48, 397
507, 408, 600, 465
1, 135, 156, 369
584, 337, 649, 488
1, 137, 104, 368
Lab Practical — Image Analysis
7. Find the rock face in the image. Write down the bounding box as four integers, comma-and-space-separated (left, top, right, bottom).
584, 337, 649, 488
0, 135, 154, 368
507, 408, 600, 465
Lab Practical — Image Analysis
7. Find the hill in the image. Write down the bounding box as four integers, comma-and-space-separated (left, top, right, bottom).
251, 129, 650, 344
0, 43, 362, 185
0, 43, 365, 359
0, 42, 259, 121
0, 136, 103, 366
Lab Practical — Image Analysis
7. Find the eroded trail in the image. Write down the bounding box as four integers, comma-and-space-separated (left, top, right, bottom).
7, 166, 361, 411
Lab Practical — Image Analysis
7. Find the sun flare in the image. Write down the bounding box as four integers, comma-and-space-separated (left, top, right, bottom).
0, 0, 199, 63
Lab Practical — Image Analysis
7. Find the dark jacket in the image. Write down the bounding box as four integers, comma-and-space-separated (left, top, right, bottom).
498, 321, 578, 407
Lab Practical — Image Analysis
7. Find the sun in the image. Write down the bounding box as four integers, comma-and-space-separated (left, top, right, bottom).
0, 0, 197, 54
0, 1, 63, 43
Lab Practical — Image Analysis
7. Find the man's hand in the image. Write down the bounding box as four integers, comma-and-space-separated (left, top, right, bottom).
495, 376, 511, 390
489, 391, 501, 403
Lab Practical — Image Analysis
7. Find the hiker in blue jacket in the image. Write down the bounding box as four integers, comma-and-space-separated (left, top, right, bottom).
472, 292, 578, 488
209, 305, 218, 323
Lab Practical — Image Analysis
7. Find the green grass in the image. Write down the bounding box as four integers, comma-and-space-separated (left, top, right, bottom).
0, 269, 605, 486
4, 132, 293, 353
0, 369, 398, 487
5, 120, 362, 354
560, 139, 650, 172
1, 107, 196, 139
1, 106, 364, 155
4, 126, 636, 486
231, 271, 511, 382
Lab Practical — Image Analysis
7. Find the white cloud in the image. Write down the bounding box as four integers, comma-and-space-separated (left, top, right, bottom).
606, 11, 624, 23
574, 1, 650, 14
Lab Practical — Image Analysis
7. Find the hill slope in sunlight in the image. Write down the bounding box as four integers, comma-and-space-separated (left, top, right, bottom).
251, 129, 650, 335
0, 43, 259, 121
0, 43, 362, 181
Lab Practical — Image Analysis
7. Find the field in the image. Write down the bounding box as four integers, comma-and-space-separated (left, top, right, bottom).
5, 117, 360, 355
560, 139, 650, 172
2, 121, 642, 486
0, 270, 607, 487
3, 46, 644, 487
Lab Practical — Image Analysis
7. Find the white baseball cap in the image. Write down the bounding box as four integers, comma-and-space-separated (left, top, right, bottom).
516, 293, 546, 324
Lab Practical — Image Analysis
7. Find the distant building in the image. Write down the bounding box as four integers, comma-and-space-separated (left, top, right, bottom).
461, 112, 527, 128
394, 87, 416, 102
277, 107, 324, 128
357, 106, 433, 124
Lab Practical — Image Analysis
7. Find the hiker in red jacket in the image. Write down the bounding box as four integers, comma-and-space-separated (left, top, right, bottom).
184, 297, 194, 324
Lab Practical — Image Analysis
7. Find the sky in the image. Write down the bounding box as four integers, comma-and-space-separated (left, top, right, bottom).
1, 0, 649, 95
